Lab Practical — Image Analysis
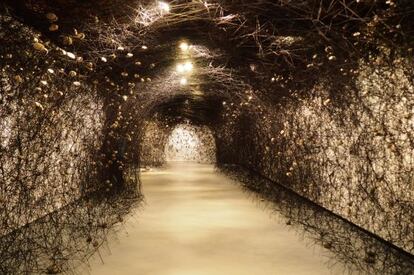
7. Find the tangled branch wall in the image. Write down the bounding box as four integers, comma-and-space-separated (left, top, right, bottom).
0, 15, 104, 234
216, 56, 414, 253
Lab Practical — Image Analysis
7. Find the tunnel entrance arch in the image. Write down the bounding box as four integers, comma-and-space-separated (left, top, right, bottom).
165, 124, 216, 163
140, 120, 216, 166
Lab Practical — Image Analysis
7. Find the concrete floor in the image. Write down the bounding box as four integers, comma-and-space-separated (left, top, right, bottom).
86, 162, 351, 275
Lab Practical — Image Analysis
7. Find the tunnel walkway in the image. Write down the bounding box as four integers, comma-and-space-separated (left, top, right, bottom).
85, 162, 352, 275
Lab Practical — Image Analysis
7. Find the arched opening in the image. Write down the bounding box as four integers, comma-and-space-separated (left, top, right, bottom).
165, 123, 216, 163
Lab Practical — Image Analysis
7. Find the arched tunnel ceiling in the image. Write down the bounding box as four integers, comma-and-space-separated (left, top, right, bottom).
0, 0, 412, 131
3, 0, 413, 126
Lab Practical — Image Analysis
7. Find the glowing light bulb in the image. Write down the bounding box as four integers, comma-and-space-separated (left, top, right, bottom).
176, 64, 185, 73
176, 61, 193, 73
183, 61, 193, 71
158, 1, 170, 13
179, 42, 190, 52
180, 78, 187, 85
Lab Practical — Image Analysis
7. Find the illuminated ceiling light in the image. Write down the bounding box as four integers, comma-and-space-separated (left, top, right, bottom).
158, 1, 170, 13
183, 61, 193, 71
179, 42, 190, 52
176, 63, 184, 73
176, 61, 193, 73
180, 77, 188, 85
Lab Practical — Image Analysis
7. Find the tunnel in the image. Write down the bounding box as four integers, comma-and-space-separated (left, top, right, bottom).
0, 0, 413, 274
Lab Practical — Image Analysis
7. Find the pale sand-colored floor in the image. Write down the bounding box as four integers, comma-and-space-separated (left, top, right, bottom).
86, 162, 351, 275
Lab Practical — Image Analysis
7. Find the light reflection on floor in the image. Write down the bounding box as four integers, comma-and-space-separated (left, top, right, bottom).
87, 162, 354, 275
